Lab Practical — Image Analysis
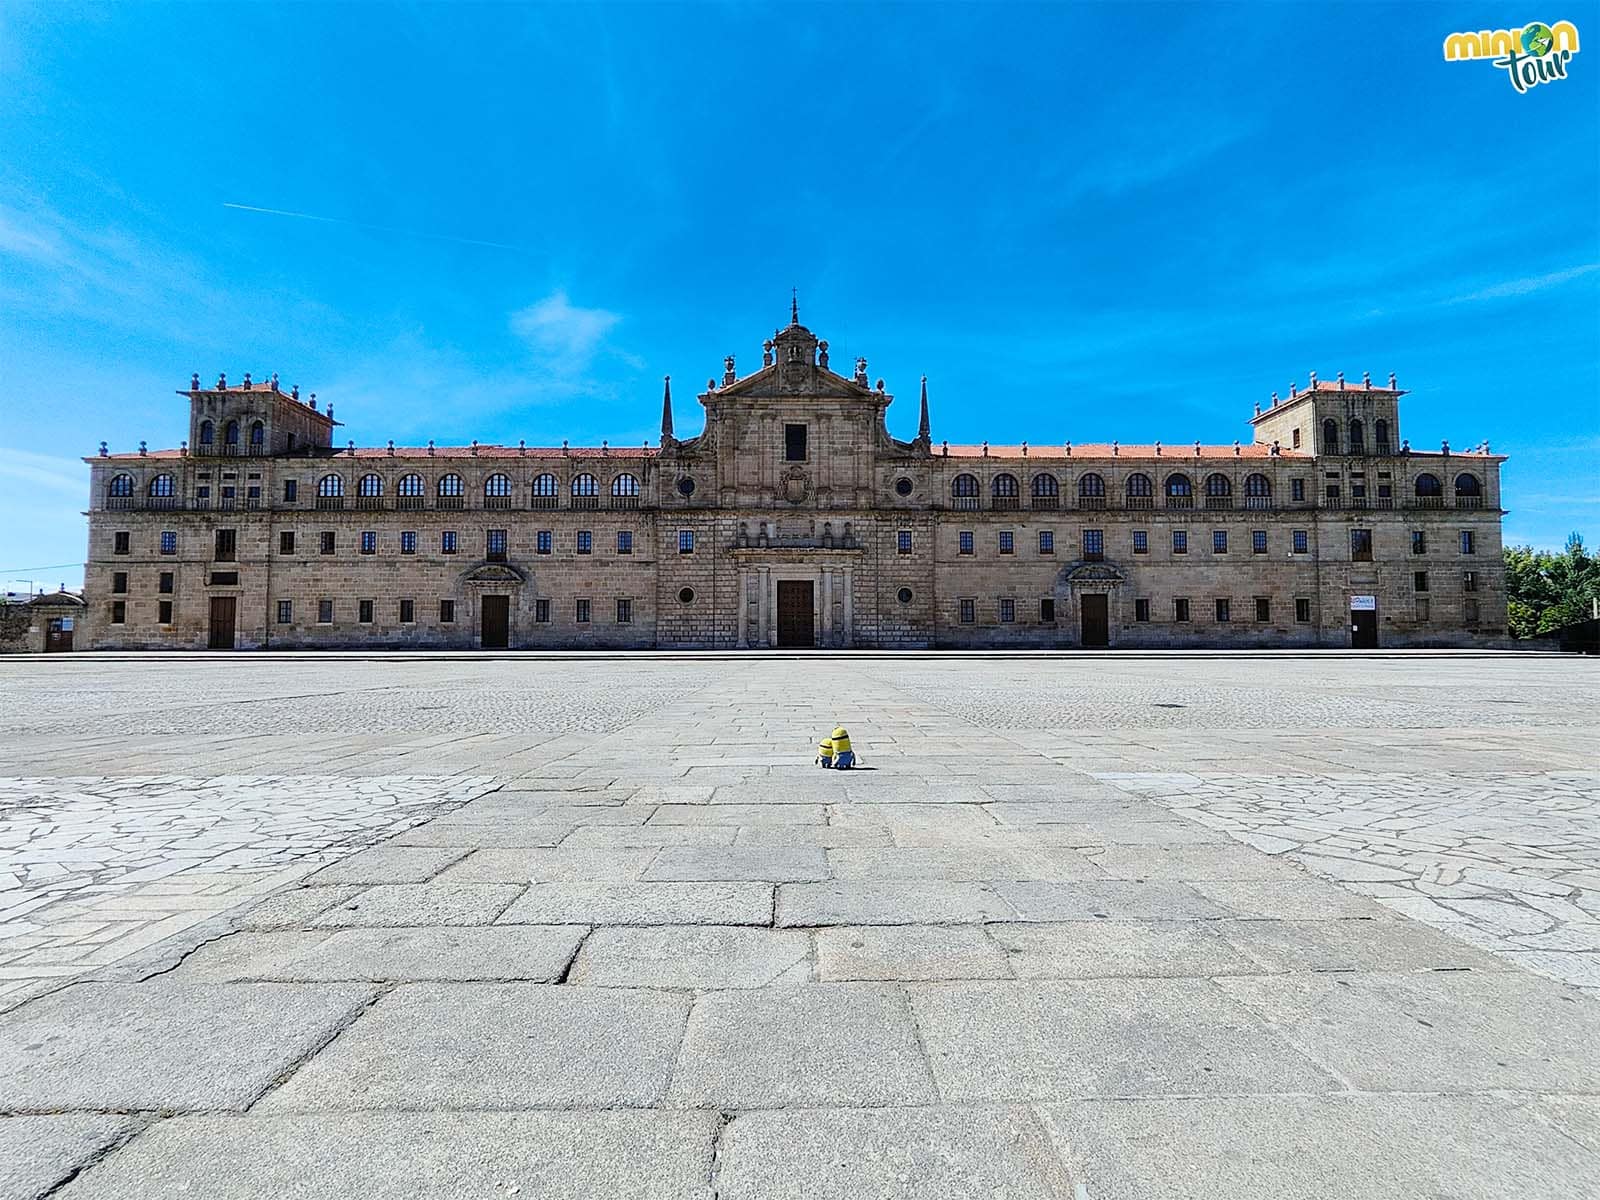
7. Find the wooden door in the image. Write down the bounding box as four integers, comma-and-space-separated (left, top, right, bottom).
481, 594, 510, 649
44, 619, 73, 652
776, 581, 815, 648
208, 596, 237, 649
1080, 593, 1109, 648
1351, 608, 1378, 648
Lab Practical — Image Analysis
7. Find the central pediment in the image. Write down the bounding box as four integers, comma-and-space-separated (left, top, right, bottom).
702, 313, 888, 404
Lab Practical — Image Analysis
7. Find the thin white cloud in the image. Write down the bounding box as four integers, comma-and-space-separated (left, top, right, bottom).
509, 290, 624, 374
0, 448, 89, 494
1449, 263, 1600, 304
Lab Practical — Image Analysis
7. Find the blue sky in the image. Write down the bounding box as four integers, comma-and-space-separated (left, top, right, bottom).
2, 1, 1596, 593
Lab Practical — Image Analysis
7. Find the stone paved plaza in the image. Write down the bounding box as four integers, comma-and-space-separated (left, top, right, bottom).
1, 651, 1598, 1198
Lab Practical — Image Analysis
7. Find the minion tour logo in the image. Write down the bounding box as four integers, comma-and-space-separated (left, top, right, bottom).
1443, 20, 1580, 92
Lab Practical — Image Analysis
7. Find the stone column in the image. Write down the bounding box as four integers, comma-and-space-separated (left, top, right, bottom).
821, 569, 833, 648
758, 566, 771, 647
737, 569, 749, 649
843, 566, 854, 648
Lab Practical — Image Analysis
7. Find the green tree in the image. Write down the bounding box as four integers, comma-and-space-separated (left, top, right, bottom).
1504, 533, 1599, 638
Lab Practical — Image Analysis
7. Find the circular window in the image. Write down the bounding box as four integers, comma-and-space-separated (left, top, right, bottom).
677, 476, 696, 497
678, 587, 696, 604
894, 477, 913, 497
897, 587, 913, 604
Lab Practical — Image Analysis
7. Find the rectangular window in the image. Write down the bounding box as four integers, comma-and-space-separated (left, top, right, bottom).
358, 599, 374, 623
1292, 428, 1302, 449
208, 571, 238, 586
1213, 530, 1228, 554
110, 600, 126, 624
1416, 597, 1431, 621
277, 600, 293, 624
535, 598, 550, 623
1414, 571, 1429, 592
400, 531, 417, 555
999, 598, 1016, 623
399, 598, 414, 624
1463, 570, 1479, 592
576, 598, 591, 623
1255, 597, 1271, 622
1464, 598, 1480, 624
111, 571, 128, 594
678, 530, 694, 554
487, 529, 508, 562
1172, 530, 1188, 555
959, 598, 975, 624
160, 531, 177, 555
1174, 598, 1191, 622
616, 598, 632, 624
360, 531, 377, 555
246, 485, 261, 503
1215, 598, 1231, 623
999, 531, 1014, 555
283, 480, 298, 502
617, 530, 633, 555
897, 530, 913, 554
158, 571, 173, 594
439, 599, 455, 624
1325, 484, 1341, 502
1132, 530, 1148, 555
1291, 478, 1305, 502
279, 531, 295, 554
1252, 530, 1267, 554
577, 531, 592, 555
1295, 597, 1311, 623
1351, 529, 1373, 562
318, 599, 334, 624
1039, 530, 1055, 555
1040, 597, 1055, 623
1378, 483, 1392, 500
320, 531, 335, 555
1135, 598, 1150, 622
1412, 530, 1426, 554
195, 486, 210, 505
214, 529, 236, 561
442, 530, 458, 555
1082, 529, 1103, 560
1460, 530, 1476, 555
1351, 483, 1367, 501
1293, 529, 1309, 554
959, 531, 974, 555
784, 423, 808, 461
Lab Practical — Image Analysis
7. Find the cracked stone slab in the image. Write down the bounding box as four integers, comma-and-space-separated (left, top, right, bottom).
0, 982, 377, 1112
1188, 878, 1389, 919
561, 825, 739, 849
734, 825, 894, 848
569, 926, 810, 988
0, 1115, 135, 1200
261, 984, 689, 1110
1038, 1094, 1600, 1199
814, 925, 1011, 981
990, 921, 1261, 979
1212, 917, 1511, 974
909, 979, 1336, 1100
717, 1106, 1072, 1199
1215, 969, 1600, 1091
668, 983, 935, 1107
649, 804, 824, 826
496, 881, 773, 925
389, 822, 576, 848
827, 847, 1105, 882
777, 881, 1013, 926
234, 886, 362, 930
309, 883, 524, 928
54, 1111, 718, 1199
1081, 844, 1309, 881
437, 848, 657, 884
642, 846, 829, 882
301, 846, 467, 886
173, 926, 586, 983
994, 880, 1236, 921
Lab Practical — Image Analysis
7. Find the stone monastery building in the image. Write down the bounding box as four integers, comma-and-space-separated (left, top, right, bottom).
82, 305, 1507, 650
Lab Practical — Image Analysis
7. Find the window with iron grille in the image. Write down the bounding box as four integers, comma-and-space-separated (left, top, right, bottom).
399, 599, 414, 623
114, 531, 130, 555
959, 531, 974, 555
1351, 529, 1373, 562
999, 598, 1015, 623
576, 599, 591, 623
1174, 598, 1190, 622
1255, 597, 1270, 622
959, 598, 975, 623
1039, 530, 1054, 554
897, 530, 912, 554
1252, 530, 1267, 554
283, 480, 298, 502
678, 530, 694, 554
360, 531, 377, 555
1213, 530, 1228, 554
535, 599, 550, 622
215, 529, 237, 561
159, 572, 173, 595
161, 531, 177, 555
617, 598, 632, 624
112, 572, 128, 594
577, 531, 592, 555
277, 600, 293, 624
318, 599, 334, 623
1083, 529, 1103, 561
1460, 530, 1476, 555
1293, 529, 1308, 553
1135, 598, 1150, 622
1172, 531, 1187, 554
1132, 530, 1148, 554
1463, 571, 1478, 592
1412, 530, 1426, 554
1215, 598, 1231, 622
617, 531, 633, 554
1295, 597, 1311, 622
442, 531, 458, 554
279, 531, 294, 554
401, 531, 417, 555
1291, 478, 1305, 501
358, 599, 374, 623
537, 530, 552, 555
487, 529, 508, 562
999, 531, 1014, 554
320, 531, 335, 555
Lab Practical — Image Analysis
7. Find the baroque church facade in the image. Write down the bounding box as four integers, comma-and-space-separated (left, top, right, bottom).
80, 306, 1508, 650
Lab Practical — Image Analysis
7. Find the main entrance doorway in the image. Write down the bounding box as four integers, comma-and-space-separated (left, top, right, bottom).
481, 595, 510, 649
208, 596, 236, 649
1080, 593, 1109, 648
1351, 604, 1379, 648
776, 581, 815, 648
44, 618, 73, 653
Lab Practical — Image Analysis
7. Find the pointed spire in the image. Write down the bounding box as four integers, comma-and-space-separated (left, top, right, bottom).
791, 288, 799, 326
660, 375, 674, 442
917, 376, 931, 443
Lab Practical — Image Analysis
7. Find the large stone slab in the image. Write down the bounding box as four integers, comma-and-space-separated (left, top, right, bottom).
1213, 917, 1511, 974
235, 886, 361, 930
777, 881, 1013, 926
643, 846, 829, 882
562, 825, 738, 849
0, 1115, 134, 1200
262, 984, 688, 1109
390, 822, 576, 848
650, 804, 823, 826
994, 880, 1236, 921
309, 883, 524, 927
1082, 844, 1306, 880
57, 1111, 717, 1199
438, 848, 657, 883
716, 1106, 1073, 1199
990, 921, 1261, 979
0, 983, 376, 1111
1215, 969, 1600, 1091
570, 926, 811, 987
815, 925, 1011, 981
1189, 878, 1389, 919
174, 926, 585, 982
734, 824, 894, 848
1038, 1094, 1600, 1198
303, 846, 467, 886
668, 984, 935, 1107
828, 846, 1104, 882
909, 979, 1335, 1100
497, 881, 773, 925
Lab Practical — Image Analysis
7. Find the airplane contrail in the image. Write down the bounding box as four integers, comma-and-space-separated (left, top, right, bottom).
222, 202, 530, 253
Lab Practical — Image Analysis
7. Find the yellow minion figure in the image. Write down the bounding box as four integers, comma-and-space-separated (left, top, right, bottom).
815, 731, 834, 768
829, 726, 855, 770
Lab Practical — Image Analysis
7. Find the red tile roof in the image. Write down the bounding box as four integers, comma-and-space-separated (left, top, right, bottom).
92, 445, 661, 463
938, 443, 1308, 461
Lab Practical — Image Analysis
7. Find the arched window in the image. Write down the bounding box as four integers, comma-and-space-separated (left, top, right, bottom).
1455, 473, 1483, 508
1322, 418, 1339, 454
531, 472, 559, 509
437, 473, 464, 508
224, 420, 240, 447
357, 473, 383, 497
199, 420, 214, 446
1126, 473, 1154, 508
107, 474, 135, 508
148, 474, 175, 497
1414, 473, 1442, 506
611, 473, 640, 508
992, 473, 1019, 497
249, 421, 265, 447
1165, 473, 1194, 508
1244, 473, 1271, 509
572, 472, 599, 508
1077, 473, 1105, 510
951, 473, 980, 509
484, 473, 514, 509
317, 474, 345, 508
1375, 419, 1390, 453
1031, 473, 1059, 510
1349, 419, 1364, 454
397, 473, 425, 510
1204, 473, 1232, 509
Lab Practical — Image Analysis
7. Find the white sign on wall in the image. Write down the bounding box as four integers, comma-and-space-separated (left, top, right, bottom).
1349, 595, 1377, 611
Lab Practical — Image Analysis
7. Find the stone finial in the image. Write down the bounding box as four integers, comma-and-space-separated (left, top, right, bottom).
471, 440, 479, 456
218, 372, 227, 389
817, 340, 829, 369
1194, 440, 1201, 456
1064, 440, 1072, 456
518, 439, 527, 455
180, 440, 187, 456
1021, 441, 1028, 457
562, 439, 569, 455
1271, 440, 1281, 456
326, 404, 334, 421
427, 440, 435, 456
791, 288, 799, 325
309, 395, 317, 410
1336, 370, 1344, 390
723, 354, 737, 386
139, 440, 147, 456
291, 384, 300, 400
98, 441, 108, 457
1233, 440, 1241, 456
1401, 438, 1410, 453
1362, 370, 1371, 388
707, 378, 716, 392
190, 372, 200, 391
1308, 369, 1317, 386
1388, 371, 1397, 390
602, 439, 609, 455
660, 376, 675, 442
941, 440, 948, 456
1289, 382, 1297, 398
916, 377, 931, 445
270, 372, 279, 390
242, 372, 252, 390
1154, 441, 1162, 456
876, 378, 885, 393
854, 356, 868, 385
762, 339, 774, 368
1254, 401, 1261, 416
981, 440, 989, 457
1482, 441, 1491, 455
1111, 440, 1119, 456
347, 440, 355, 455
1271, 391, 1279, 407
1441, 439, 1449, 455
386, 440, 395, 455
